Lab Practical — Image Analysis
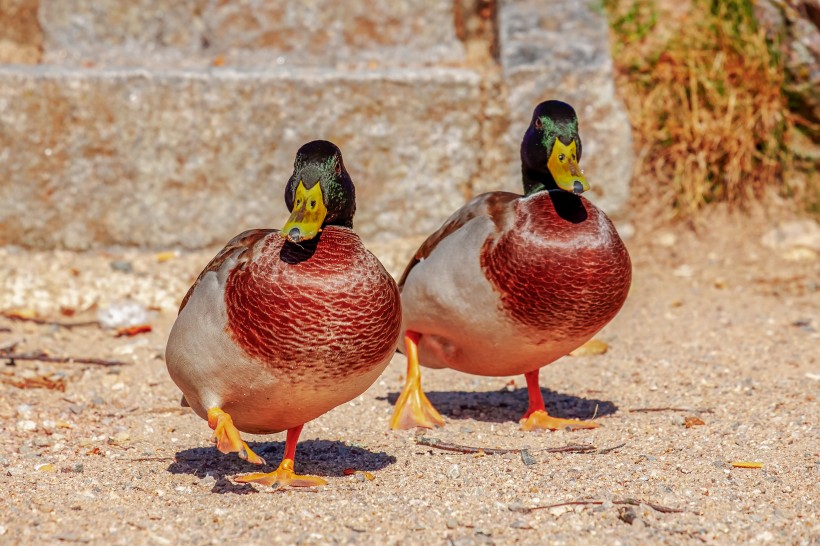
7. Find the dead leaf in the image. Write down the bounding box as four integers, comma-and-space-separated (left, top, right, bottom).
3, 308, 38, 320
343, 469, 375, 480
3, 375, 66, 392
115, 324, 152, 337
155, 251, 178, 263
684, 416, 705, 428
730, 461, 763, 469
570, 339, 609, 357
36, 463, 56, 473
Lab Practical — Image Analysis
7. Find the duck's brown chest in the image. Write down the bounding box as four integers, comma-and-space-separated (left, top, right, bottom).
223, 228, 401, 381
480, 192, 631, 341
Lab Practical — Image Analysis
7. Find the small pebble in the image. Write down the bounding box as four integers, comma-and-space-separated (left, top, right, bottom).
17, 420, 37, 432
617, 506, 637, 524
69, 404, 84, 415
109, 260, 134, 273
520, 449, 536, 466
33, 437, 53, 447
446, 518, 458, 529
446, 464, 460, 479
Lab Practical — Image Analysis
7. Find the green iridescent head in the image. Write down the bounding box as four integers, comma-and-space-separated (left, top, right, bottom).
520, 100, 589, 196
282, 140, 356, 243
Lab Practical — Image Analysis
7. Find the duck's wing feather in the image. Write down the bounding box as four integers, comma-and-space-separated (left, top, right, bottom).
178, 229, 273, 314
398, 191, 519, 288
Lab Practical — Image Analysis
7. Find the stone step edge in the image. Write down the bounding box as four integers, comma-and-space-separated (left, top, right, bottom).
0, 64, 482, 84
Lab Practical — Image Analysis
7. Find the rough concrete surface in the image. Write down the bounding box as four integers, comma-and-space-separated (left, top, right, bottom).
40, 0, 465, 69
494, 0, 633, 214
0, 211, 817, 545
0, 0, 634, 250
0, 66, 481, 250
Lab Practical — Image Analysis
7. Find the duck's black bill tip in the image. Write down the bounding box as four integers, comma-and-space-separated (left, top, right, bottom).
287, 228, 303, 243
572, 181, 586, 194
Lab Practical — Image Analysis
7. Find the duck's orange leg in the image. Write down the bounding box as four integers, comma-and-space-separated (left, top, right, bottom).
207, 407, 266, 465
235, 424, 327, 488
389, 331, 445, 430
519, 369, 599, 431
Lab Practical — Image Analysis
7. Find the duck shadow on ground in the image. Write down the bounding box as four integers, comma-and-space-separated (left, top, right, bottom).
167, 439, 395, 494
385, 387, 617, 424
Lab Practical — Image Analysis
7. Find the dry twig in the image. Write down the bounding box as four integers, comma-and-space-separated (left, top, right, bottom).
1, 312, 100, 329
629, 407, 714, 414
0, 350, 128, 367
521, 498, 683, 514
416, 437, 624, 456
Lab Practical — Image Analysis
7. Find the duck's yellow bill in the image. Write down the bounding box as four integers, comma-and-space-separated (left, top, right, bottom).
547, 139, 589, 194
281, 181, 327, 243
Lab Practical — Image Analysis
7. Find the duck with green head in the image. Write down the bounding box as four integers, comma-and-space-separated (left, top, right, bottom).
166, 140, 401, 487
391, 100, 632, 431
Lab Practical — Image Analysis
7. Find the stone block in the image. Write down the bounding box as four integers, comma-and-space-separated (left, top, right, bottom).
492, 0, 633, 217
0, 0, 42, 64
39, 0, 465, 69
0, 66, 481, 249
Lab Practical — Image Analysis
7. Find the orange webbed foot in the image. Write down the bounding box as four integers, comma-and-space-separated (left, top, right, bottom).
390, 377, 445, 430
389, 332, 444, 430
207, 407, 266, 465
235, 459, 327, 489
519, 409, 599, 431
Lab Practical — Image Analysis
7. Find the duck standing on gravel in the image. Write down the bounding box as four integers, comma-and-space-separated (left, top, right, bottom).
166, 140, 401, 487
390, 100, 632, 431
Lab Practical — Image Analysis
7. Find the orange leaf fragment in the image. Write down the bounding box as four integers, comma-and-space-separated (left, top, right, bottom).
115, 324, 152, 337
684, 416, 705, 428
2, 375, 66, 392
343, 469, 375, 480
570, 339, 609, 357
3, 308, 38, 320
730, 461, 763, 469
155, 251, 178, 263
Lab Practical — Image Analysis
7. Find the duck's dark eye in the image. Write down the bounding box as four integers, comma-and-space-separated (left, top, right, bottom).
335, 161, 342, 175
558, 154, 566, 161
534, 118, 543, 130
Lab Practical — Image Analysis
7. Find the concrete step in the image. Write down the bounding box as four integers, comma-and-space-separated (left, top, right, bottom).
39, 0, 466, 69
0, 66, 482, 249
0, 0, 634, 250
492, 0, 633, 211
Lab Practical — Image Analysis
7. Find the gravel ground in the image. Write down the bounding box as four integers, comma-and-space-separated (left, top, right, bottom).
0, 210, 818, 545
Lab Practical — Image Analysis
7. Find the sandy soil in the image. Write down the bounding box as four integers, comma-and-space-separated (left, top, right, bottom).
0, 210, 817, 546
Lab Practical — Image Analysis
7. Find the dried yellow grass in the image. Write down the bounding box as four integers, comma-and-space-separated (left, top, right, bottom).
605, 0, 794, 216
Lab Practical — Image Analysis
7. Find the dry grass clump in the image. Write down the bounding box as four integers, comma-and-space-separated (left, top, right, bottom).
604, 0, 796, 217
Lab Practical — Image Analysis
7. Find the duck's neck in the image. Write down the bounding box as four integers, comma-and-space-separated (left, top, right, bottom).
522, 167, 559, 196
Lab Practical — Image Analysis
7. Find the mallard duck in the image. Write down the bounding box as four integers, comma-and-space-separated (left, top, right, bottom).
390, 100, 632, 431
166, 140, 402, 487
